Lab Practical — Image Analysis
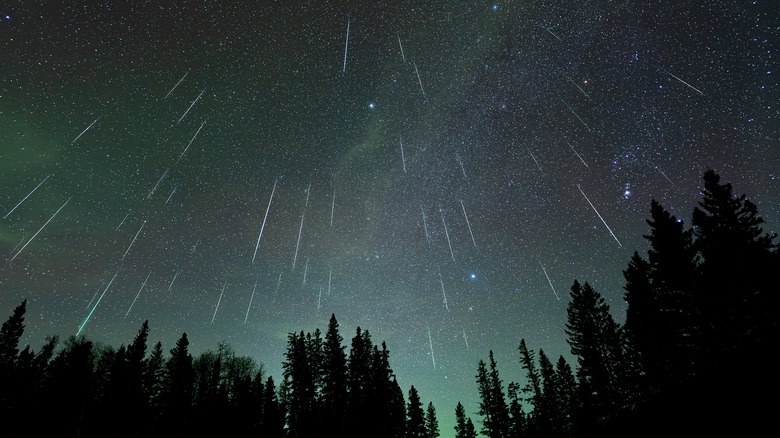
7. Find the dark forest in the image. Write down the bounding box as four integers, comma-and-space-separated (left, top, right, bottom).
1, 169, 776, 437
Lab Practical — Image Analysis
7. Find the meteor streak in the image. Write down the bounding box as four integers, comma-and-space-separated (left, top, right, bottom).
577, 184, 623, 247
539, 261, 560, 301
126, 272, 151, 317
10, 197, 71, 262
461, 200, 477, 248
122, 220, 147, 260
252, 180, 277, 264
163, 70, 189, 99
343, 15, 350, 74
665, 70, 704, 95
178, 87, 206, 124
71, 117, 101, 144
4, 174, 52, 219
212, 281, 227, 324
77, 268, 119, 336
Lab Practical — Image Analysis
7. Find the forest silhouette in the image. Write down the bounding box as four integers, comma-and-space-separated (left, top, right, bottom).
0, 169, 776, 437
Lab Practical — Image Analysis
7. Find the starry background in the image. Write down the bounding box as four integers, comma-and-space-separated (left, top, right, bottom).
1, 0, 777, 434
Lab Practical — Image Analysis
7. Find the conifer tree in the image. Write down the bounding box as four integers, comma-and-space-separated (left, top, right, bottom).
389, 376, 407, 438
624, 200, 700, 392
454, 401, 470, 438
406, 385, 427, 438
692, 169, 778, 357
518, 339, 542, 414
506, 382, 526, 438
554, 355, 577, 438
261, 376, 286, 438
476, 351, 510, 437
538, 349, 559, 437
425, 401, 439, 438
161, 332, 195, 435
565, 281, 628, 428
44, 336, 97, 436
322, 314, 348, 435
346, 327, 373, 438
0, 299, 27, 420
283, 330, 321, 437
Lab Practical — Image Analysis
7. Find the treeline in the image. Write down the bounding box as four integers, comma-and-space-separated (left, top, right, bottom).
1, 169, 777, 437
465, 169, 778, 437
0, 307, 445, 437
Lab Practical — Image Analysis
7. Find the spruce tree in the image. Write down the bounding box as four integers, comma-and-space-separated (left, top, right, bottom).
346, 327, 373, 438
425, 401, 439, 438
554, 355, 577, 438
406, 385, 427, 438
454, 401, 469, 438
624, 200, 700, 392
691, 169, 778, 358
0, 299, 27, 420
506, 382, 526, 438
322, 314, 348, 435
565, 281, 628, 428
261, 376, 286, 438
162, 333, 194, 435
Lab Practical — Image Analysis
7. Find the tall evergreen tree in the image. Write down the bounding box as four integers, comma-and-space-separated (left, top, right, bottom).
283, 330, 321, 438
389, 376, 407, 438
475, 351, 510, 438
691, 169, 778, 358
518, 339, 542, 421
454, 402, 470, 438
554, 355, 577, 438
145, 340, 166, 430
565, 281, 628, 429
538, 349, 560, 438
0, 299, 27, 422
43, 336, 97, 436
624, 200, 700, 393
261, 376, 286, 438
425, 401, 439, 438
161, 332, 195, 435
346, 327, 373, 438
406, 385, 427, 438
506, 382, 526, 438
322, 314, 348, 435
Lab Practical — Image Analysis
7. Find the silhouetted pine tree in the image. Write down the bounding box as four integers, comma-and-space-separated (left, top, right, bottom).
692, 169, 778, 361
322, 314, 348, 435
624, 200, 700, 394
0, 299, 26, 424
14, 335, 57, 427
538, 349, 562, 438
565, 281, 628, 431
506, 382, 526, 438
425, 401, 440, 438
283, 330, 322, 438
554, 355, 577, 438
346, 327, 373, 438
370, 342, 404, 438
454, 401, 471, 438
518, 338, 542, 434
406, 385, 427, 438
261, 376, 287, 438
43, 336, 97, 436
475, 351, 510, 437
160, 333, 194, 436
145, 340, 166, 432
389, 376, 408, 438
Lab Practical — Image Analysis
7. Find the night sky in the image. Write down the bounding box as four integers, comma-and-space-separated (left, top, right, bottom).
1, 1, 777, 433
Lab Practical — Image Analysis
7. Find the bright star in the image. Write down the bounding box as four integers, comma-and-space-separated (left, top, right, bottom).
368, 102, 376, 110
